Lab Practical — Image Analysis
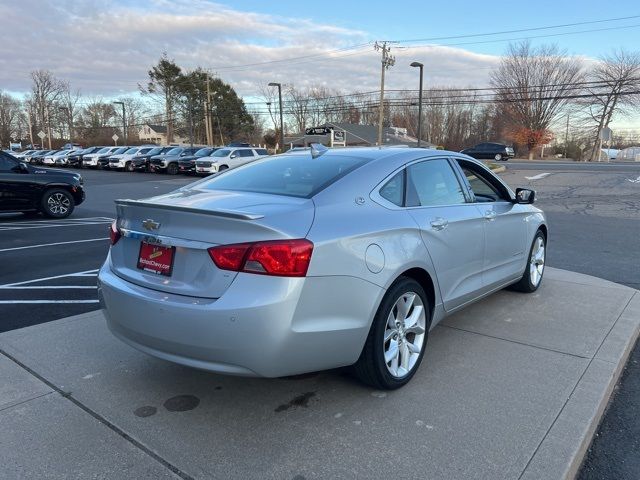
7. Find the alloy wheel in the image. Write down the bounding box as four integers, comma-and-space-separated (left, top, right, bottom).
47, 193, 71, 215
383, 292, 426, 378
530, 236, 545, 287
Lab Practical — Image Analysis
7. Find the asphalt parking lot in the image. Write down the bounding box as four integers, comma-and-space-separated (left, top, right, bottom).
0, 169, 192, 332
1, 160, 639, 478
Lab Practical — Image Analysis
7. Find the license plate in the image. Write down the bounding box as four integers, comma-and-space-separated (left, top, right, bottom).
137, 242, 175, 276
197, 167, 205, 172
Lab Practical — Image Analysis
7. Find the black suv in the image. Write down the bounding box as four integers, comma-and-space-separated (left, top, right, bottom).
0, 151, 85, 218
131, 146, 172, 172
178, 147, 219, 174
150, 146, 199, 175
461, 143, 515, 161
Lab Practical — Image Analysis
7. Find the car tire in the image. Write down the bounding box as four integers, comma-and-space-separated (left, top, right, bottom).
218, 165, 228, 171
494, 153, 503, 161
41, 188, 75, 219
125, 161, 134, 172
167, 163, 178, 175
510, 230, 546, 293
353, 277, 430, 390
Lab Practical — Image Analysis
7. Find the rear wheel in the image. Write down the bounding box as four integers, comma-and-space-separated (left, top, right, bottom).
353, 277, 430, 390
510, 230, 546, 292
167, 163, 178, 175
41, 189, 75, 218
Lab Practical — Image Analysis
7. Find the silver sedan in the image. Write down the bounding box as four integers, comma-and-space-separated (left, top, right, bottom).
98, 147, 547, 389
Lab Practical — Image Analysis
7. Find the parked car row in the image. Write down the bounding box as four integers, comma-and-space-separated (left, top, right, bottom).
14, 145, 270, 176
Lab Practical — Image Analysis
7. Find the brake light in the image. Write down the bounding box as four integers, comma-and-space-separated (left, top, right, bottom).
109, 221, 121, 245
208, 239, 313, 277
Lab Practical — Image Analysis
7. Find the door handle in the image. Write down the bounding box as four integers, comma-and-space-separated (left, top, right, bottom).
484, 210, 497, 221
430, 217, 449, 231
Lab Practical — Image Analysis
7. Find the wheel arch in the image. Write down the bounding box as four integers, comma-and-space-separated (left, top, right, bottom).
395, 267, 436, 321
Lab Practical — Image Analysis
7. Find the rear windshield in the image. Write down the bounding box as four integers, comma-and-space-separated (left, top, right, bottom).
197, 153, 370, 198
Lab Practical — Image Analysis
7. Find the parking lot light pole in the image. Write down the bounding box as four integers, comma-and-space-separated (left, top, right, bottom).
112, 101, 126, 144
410, 62, 424, 147
268, 83, 283, 153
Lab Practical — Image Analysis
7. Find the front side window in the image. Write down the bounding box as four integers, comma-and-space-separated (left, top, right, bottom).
456, 159, 509, 202
211, 149, 231, 158
254, 149, 268, 155
406, 159, 466, 207
238, 149, 254, 157
0, 154, 18, 172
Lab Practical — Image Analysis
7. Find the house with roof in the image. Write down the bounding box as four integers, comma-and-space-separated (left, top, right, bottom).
138, 124, 186, 146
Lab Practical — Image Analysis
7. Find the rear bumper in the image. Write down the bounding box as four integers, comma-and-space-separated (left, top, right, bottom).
97, 258, 382, 377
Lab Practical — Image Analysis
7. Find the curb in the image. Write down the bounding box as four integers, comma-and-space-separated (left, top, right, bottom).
521, 291, 640, 480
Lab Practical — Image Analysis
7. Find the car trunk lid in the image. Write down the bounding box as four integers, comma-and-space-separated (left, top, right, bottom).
110, 189, 315, 298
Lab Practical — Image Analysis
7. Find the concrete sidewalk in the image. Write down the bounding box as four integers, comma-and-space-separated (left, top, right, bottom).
1, 267, 638, 480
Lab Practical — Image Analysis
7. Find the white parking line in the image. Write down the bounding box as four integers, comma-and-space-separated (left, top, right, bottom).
525, 173, 552, 181
627, 176, 640, 183
0, 237, 109, 253
1, 269, 99, 287
0, 300, 99, 304
0, 222, 111, 232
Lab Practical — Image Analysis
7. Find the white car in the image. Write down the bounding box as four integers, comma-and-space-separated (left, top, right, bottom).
83, 146, 122, 168
195, 147, 269, 174
42, 149, 73, 165
108, 146, 157, 171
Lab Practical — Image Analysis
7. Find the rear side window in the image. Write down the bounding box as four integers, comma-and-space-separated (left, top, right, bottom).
379, 171, 404, 206
406, 159, 466, 207
198, 154, 370, 198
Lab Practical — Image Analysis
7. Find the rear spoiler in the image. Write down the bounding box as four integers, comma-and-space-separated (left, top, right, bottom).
114, 199, 264, 220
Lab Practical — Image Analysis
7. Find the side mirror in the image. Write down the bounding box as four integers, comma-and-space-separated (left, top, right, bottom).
515, 188, 535, 204
12, 163, 29, 173
230, 154, 237, 159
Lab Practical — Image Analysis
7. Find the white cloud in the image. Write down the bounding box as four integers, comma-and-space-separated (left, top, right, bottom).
0, 0, 501, 98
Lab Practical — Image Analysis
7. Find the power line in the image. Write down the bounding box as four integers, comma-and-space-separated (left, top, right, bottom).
388, 14, 640, 43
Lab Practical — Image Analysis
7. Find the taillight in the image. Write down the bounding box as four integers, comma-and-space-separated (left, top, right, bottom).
208, 239, 313, 277
109, 221, 121, 245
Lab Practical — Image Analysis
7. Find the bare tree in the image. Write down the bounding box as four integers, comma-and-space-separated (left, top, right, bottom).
491, 41, 584, 159
583, 49, 640, 161
0, 92, 24, 147
28, 70, 66, 144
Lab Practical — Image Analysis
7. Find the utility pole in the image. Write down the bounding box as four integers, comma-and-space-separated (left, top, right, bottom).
564, 113, 570, 159
45, 105, 52, 150
205, 78, 212, 145
375, 42, 395, 146
113, 102, 126, 144
410, 62, 424, 147
269, 83, 284, 153
27, 107, 34, 149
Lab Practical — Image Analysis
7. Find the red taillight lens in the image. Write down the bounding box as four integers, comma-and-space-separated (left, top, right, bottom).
207, 243, 251, 271
109, 222, 121, 245
208, 239, 313, 277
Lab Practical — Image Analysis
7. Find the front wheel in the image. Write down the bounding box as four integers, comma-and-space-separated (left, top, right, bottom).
125, 161, 134, 172
167, 163, 178, 175
41, 189, 75, 218
353, 277, 430, 389
510, 230, 546, 292
494, 153, 503, 161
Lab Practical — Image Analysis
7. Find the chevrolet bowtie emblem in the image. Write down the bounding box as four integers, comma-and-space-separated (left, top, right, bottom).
142, 219, 160, 231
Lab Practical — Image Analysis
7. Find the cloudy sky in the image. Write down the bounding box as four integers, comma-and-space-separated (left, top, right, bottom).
1, 0, 639, 99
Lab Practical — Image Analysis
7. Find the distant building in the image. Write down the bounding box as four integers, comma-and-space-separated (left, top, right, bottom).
138, 124, 186, 146
284, 122, 435, 149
